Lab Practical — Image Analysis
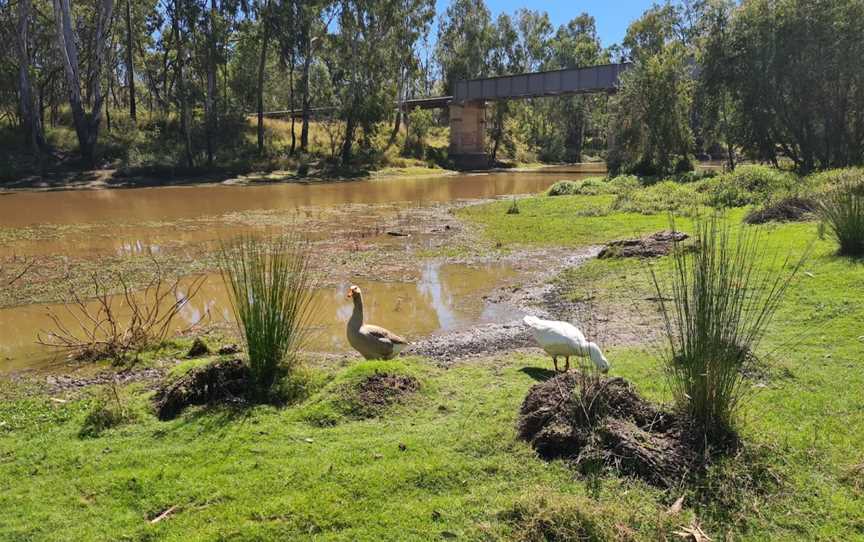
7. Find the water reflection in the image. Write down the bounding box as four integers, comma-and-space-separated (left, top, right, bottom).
0, 262, 522, 373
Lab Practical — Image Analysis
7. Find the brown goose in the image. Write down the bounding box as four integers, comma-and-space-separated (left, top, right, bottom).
346, 285, 408, 360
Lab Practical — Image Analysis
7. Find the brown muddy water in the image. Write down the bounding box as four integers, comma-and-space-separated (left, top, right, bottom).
0, 262, 521, 373
0, 166, 601, 373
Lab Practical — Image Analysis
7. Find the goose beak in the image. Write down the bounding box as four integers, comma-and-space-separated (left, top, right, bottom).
346, 289, 353, 299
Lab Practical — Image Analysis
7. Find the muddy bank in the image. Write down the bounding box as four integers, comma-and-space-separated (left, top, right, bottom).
409, 249, 602, 364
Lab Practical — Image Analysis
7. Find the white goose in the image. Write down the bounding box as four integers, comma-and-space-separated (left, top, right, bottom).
523, 315, 610, 373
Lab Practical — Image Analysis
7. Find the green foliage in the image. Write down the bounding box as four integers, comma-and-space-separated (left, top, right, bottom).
219, 236, 316, 401
704, 165, 798, 208
650, 218, 802, 442
547, 177, 616, 196
818, 181, 864, 257
402, 109, 435, 159
608, 42, 695, 176
703, 0, 864, 171
612, 180, 701, 214
806, 167, 864, 192
435, 0, 494, 94
548, 176, 641, 197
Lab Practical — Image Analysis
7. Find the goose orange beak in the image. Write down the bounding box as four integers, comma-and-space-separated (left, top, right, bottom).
346, 289, 353, 299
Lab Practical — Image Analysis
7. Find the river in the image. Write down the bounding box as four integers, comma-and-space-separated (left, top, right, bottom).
0, 166, 603, 372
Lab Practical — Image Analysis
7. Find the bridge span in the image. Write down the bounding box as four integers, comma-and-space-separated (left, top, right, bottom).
402, 63, 631, 168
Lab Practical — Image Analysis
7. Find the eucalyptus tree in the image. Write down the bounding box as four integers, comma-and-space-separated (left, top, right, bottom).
487, 13, 519, 162
52, 0, 114, 166
14, 0, 47, 153
512, 12, 606, 162
332, 0, 431, 164
609, 4, 695, 175
435, 0, 493, 95
387, 0, 434, 148
706, 0, 864, 171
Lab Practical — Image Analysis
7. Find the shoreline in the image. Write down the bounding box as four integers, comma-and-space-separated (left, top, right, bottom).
0, 162, 608, 195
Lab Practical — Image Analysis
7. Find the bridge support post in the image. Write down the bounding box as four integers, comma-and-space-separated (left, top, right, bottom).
448, 101, 488, 169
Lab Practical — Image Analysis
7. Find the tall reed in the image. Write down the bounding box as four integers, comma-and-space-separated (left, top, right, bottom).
650, 217, 801, 443
219, 236, 316, 400
818, 181, 864, 257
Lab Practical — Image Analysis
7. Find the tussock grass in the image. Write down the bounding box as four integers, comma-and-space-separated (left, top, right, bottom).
612, 180, 703, 214
548, 176, 640, 197
219, 236, 316, 400
79, 382, 140, 438
651, 217, 803, 442
818, 181, 864, 257
705, 165, 798, 208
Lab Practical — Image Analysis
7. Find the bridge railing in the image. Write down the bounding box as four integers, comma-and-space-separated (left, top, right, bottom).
453, 63, 631, 103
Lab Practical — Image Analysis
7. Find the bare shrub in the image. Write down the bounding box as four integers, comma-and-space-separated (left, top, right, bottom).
38, 268, 205, 364
1, 256, 34, 286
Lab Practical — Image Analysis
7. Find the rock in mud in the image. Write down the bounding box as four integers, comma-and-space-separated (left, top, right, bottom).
517, 372, 699, 488
744, 196, 817, 224
154, 359, 250, 420
598, 230, 689, 259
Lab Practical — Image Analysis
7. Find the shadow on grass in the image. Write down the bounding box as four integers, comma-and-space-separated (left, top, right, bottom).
519, 366, 557, 382
152, 400, 255, 440
691, 442, 786, 530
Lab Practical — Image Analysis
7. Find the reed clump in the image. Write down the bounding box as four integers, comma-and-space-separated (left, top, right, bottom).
219, 236, 316, 401
651, 217, 802, 444
818, 180, 864, 257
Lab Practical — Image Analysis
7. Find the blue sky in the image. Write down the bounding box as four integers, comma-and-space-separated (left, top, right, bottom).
434, 0, 660, 48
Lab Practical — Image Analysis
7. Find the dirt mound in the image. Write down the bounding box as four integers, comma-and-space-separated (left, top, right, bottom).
350, 373, 419, 416
598, 230, 688, 259
517, 372, 700, 487
744, 197, 817, 224
154, 359, 250, 420
186, 337, 211, 357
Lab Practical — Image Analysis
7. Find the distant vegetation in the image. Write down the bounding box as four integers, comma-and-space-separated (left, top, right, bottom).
3, 0, 860, 181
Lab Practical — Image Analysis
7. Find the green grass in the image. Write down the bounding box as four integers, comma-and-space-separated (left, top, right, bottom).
2, 356, 678, 541
458, 194, 718, 247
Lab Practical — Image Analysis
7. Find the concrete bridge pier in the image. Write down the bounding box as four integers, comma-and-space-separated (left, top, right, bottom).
448, 101, 489, 169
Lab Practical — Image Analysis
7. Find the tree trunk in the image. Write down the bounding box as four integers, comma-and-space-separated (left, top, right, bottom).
387, 64, 406, 149
289, 49, 296, 154
174, 0, 193, 168
204, 0, 218, 165
299, 29, 312, 152
256, 3, 270, 155
52, 0, 113, 166
341, 113, 355, 165
124, 0, 136, 123
15, 0, 47, 154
